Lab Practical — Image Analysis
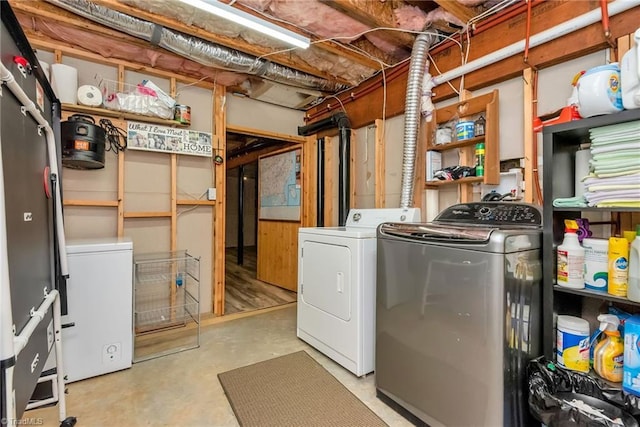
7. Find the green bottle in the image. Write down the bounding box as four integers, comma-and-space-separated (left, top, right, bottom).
475, 142, 485, 177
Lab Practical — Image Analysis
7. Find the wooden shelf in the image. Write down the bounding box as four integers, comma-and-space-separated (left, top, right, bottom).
424, 90, 500, 198
62, 103, 187, 128
425, 176, 483, 188
425, 135, 485, 152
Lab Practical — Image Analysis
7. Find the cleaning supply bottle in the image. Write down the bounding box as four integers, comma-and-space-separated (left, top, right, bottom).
608, 236, 630, 297
624, 315, 640, 396
557, 220, 585, 289
628, 225, 640, 302
593, 314, 624, 382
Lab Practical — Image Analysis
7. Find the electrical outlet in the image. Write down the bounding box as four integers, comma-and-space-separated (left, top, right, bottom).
207, 188, 216, 201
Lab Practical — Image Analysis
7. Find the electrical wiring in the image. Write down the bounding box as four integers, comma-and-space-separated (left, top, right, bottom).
98, 119, 127, 153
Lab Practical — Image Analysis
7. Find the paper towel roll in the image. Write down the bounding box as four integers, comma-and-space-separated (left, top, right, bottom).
50, 63, 78, 104
574, 148, 592, 197
77, 85, 103, 107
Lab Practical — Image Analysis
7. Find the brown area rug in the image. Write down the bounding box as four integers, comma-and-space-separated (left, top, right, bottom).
218, 351, 387, 427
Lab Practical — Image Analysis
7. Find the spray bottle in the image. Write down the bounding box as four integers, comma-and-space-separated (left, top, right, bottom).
593, 314, 624, 382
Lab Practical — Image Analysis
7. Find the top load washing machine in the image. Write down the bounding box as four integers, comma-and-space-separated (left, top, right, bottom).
375, 202, 542, 427
297, 208, 420, 376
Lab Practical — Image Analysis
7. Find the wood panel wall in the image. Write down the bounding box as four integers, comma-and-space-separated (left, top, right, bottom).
256, 221, 300, 291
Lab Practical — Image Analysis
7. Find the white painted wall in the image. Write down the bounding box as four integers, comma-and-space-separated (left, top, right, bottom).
226, 94, 305, 135
353, 124, 376, 208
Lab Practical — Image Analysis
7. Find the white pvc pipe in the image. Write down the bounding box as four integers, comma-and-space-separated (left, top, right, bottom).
0, 64, 69, 276
53, 293, 67, 422
13, 290, 58, 356
432, 0, 640, 86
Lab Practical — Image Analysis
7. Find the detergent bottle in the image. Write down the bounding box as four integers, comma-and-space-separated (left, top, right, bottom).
629, 225, 640, 302
557, 220, 585, 289
593, 314, 624, 382
621, 28, 640, 110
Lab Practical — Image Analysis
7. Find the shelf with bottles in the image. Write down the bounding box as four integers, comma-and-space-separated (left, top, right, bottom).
62, 103, 188, 128
542, 108, 640, 361
424, 90, 499, 188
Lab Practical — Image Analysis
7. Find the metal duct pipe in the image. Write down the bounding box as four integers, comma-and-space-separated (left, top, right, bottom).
399, 33, 437, 208
47, 0, 347, 93
317, 137, 325, 227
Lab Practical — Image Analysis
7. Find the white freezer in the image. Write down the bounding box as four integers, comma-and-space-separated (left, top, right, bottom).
62, 239, 133, 382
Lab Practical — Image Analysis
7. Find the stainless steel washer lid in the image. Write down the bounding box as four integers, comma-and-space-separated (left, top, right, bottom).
378, 222, 496, 243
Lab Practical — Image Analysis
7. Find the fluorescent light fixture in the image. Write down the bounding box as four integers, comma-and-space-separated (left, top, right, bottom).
179, 0, 311, 49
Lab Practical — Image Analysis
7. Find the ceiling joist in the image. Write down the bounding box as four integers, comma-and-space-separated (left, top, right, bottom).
433, 0, 478, 24
320, 0, 415, 48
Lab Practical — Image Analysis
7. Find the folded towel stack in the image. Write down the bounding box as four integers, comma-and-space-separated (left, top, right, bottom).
583, 121, 640, 207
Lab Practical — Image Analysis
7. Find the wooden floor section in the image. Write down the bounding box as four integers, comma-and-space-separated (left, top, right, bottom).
225, 246, 297, 315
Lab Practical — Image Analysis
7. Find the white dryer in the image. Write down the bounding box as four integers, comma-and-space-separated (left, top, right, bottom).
297, 208, 420, 376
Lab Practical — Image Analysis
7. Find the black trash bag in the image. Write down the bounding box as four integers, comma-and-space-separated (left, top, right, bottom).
528, 357, 639, 426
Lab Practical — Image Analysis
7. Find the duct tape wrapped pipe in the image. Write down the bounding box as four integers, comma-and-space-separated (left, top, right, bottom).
77, 85, 103, 107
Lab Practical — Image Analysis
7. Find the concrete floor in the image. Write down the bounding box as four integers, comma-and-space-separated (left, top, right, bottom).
25, 305, 412, 427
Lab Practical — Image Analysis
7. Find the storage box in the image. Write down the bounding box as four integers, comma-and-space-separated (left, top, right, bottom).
98, 78, 174, 119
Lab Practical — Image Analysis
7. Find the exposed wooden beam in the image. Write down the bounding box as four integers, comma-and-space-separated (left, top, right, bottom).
433, 0, 477, 24
305, 2, 640, 130
226, 146, 283, 169
320, 0, 415, 47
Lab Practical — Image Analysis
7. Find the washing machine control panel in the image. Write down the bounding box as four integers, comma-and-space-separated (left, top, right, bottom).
434, 202, 542, 227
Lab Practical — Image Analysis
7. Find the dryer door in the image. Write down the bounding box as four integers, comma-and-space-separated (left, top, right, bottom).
300, 240, 351, 321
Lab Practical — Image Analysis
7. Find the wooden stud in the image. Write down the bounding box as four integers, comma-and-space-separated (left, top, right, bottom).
117, 152, 125, 237
324, 136, 336, 226
170, 154, 177, 252
63, 200, 118, 207
374, 119, 385, 208
213, 85, 227, 316
123, 212, 172, 218
413, 120, 426, 212
523, 68, 536, 204
301, 135, 317, 227
176, 200, 216, 206
54, 49, 62, 64
226, 124, 306, 143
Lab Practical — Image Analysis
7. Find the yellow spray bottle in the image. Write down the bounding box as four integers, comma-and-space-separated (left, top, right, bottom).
593, 314, 624, 382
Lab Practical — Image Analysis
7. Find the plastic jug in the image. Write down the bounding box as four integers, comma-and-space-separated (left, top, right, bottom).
624, 315, 640, 396
577, 63, 623, 117
629, 225, 640, 302
621, 28, 640, 110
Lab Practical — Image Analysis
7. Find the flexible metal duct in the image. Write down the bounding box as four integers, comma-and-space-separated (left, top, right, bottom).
47, 0, 347, 92
399, 33, 436, 208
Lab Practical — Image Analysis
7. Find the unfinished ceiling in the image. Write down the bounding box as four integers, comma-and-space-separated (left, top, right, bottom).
10, 0, 518, 109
